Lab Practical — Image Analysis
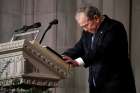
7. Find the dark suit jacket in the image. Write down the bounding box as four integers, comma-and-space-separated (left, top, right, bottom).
63, 15, 136, 93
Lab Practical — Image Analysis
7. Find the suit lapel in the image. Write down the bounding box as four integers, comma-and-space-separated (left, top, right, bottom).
93, 16, 110, 48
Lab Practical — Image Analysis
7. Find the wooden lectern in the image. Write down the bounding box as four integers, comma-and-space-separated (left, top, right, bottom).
0, 40, 71, 93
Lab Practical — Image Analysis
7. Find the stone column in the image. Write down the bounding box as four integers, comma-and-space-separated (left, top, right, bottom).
54, 1, 77, 93
131, 0, 140, 92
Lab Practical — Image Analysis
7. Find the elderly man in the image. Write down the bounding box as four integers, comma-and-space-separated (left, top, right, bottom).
63, 6, 136, 93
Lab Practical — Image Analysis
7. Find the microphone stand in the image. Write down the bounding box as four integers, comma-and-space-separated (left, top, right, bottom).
39, 24, 52, 44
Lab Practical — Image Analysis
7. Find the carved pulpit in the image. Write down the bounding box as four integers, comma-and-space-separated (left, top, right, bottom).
0, 40, 71, 92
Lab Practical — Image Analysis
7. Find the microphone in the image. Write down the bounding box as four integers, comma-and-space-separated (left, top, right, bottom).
15, 22, 41, 32
49, 19, 58, 25
39, 19, 58, 44
14, 25, 27, 32
47, 19, 58, 31
26, 22, 41, 30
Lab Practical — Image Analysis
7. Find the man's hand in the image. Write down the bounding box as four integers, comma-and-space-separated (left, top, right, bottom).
62, 55, 79, 67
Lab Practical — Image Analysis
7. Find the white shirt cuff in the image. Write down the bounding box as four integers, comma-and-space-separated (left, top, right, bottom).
75, 57, 85, 66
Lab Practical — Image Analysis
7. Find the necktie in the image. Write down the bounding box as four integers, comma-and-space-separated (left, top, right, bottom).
89, 33, 96, 87
91, 34, 95, 50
